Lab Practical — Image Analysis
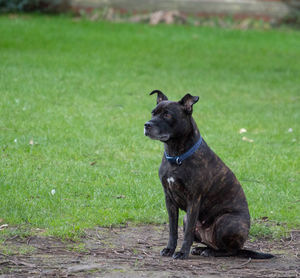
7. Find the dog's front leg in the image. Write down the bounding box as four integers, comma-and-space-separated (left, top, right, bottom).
161, 194, 179, 257
173, 197, 201, 259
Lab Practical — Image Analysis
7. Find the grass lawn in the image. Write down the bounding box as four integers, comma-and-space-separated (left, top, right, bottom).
0, 15, 299, 239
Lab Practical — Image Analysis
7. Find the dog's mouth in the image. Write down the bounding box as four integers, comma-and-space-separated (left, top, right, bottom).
144, 127, 170, 142
157, 134, 170, 142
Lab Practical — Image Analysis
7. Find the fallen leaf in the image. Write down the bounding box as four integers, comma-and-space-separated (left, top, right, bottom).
242, 136, 254, 143
0, 224, 8, 230
239, 128, 247, 134
35, 228, 46, 232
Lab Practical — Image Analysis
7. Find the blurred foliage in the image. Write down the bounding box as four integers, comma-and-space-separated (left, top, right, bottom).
0, 0, 67, 13
282, 10, 300, 29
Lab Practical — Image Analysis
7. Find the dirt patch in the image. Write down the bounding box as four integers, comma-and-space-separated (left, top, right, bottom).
0, 225, 299, 277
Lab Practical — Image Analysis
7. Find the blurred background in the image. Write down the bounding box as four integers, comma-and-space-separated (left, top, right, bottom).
1, 0, 300, 28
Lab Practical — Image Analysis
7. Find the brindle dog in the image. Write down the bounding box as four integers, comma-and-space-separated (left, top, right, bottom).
144, 90, 274, 260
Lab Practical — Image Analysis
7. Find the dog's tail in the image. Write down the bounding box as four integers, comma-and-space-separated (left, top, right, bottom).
237, 249, 274, 259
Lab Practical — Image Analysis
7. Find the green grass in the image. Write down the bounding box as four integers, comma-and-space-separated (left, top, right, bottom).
0, 15, 299, 239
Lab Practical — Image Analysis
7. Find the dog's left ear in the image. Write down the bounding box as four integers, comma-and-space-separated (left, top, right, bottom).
149, 90, 168, 105
179, 94, 199, 114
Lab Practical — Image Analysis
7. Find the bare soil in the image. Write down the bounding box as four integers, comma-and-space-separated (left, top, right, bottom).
0, 225, 299, 277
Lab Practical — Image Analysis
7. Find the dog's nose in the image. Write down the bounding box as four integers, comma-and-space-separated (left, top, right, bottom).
144, 122, 152, 129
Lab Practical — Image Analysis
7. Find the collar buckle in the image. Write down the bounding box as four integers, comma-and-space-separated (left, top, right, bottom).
175, 157, 182, 165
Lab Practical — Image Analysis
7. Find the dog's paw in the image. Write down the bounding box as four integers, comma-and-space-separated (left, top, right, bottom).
172, 251, 189, 260
191, 246, 206, 256
160, 247, 175, 257
199, 248, 215, 257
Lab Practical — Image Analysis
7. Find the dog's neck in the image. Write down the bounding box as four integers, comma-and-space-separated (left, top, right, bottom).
164, 118, 201, 157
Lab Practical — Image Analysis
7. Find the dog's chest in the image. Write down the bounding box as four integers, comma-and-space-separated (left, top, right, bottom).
161, 174, 188, 210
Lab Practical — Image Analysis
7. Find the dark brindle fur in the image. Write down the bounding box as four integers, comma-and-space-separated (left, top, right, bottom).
144, 90, 274, 260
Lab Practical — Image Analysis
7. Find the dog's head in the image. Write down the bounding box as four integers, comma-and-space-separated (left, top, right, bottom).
144, 90, 199, 142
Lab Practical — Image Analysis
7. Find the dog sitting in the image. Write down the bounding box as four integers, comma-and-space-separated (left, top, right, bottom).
144, 90, 274, 260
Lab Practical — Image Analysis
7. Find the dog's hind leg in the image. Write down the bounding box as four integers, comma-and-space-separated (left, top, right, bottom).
213, 213, 249, 253
192, 212, 250, 257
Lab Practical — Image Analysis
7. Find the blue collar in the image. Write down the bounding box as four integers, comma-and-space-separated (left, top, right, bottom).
164, 136, 203, 165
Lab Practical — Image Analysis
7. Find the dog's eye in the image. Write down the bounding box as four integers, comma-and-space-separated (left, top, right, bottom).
163, 111, 172, 119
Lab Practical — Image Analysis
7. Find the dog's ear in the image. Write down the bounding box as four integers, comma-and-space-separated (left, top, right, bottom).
179, 94, 199, 114
149, 90, 168, 105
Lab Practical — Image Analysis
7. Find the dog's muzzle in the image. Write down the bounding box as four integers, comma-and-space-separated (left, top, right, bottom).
144, 122, 152, 136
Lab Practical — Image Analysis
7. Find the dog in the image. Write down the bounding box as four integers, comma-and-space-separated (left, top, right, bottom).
144, 90, 274, 260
